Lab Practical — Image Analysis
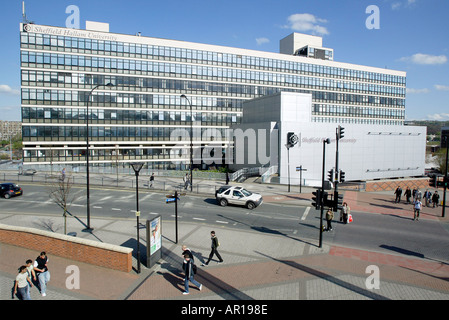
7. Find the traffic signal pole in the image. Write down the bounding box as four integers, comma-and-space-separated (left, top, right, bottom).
319, 138, 330, 248
443, 139, 448, 218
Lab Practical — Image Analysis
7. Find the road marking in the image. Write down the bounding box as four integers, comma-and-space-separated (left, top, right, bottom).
111, 208, 121, 211
301, 207, 310, 221
216, 220, 228, 224
93, 206, 102, 209
98, 196, 112, 202
149, 212, 158, 215
193, 217, 205, 221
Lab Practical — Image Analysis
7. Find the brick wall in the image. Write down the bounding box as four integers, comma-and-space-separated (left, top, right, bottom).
0, 224, 133, 272
365, 178, 430, 192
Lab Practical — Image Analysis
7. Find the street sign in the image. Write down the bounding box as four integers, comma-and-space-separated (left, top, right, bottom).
296, 167, 307, 171
166, 198, 177, 203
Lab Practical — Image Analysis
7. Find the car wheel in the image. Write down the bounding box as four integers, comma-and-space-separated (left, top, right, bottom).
219, 199, 228, 207
4, 193, 11, 199
246, 201, 256, 210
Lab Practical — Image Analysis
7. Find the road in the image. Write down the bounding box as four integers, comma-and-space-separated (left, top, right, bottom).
2, 183, 449, 264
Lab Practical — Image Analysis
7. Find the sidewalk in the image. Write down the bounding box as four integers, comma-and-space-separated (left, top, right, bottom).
1, 180, 448, 301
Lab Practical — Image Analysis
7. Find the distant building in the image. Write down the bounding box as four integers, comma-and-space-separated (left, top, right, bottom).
0, 121, 22, 141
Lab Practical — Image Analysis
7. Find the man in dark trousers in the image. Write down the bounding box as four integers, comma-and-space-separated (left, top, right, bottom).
201, 231, 223, 266
394, 186, 402, 203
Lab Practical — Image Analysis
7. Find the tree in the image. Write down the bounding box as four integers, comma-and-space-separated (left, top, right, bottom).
47, 173, 78, 235
435, 148, 448, 175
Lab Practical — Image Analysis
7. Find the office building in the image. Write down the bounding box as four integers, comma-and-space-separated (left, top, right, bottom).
19, 21, 423, 181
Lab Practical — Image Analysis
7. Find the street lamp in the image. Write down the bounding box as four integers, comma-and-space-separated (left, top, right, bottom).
180, 94, 193, 192
130, 162, 144, 274
319, 138, 331, 248
83, 82, 114, 232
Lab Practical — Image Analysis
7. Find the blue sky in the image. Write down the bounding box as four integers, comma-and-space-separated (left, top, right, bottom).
0, 0, 448, 122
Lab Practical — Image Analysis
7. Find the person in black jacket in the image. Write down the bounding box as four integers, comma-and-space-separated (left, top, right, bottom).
182, 254, 202, 295
182, 245, 194, 270
202, 231, 223, 266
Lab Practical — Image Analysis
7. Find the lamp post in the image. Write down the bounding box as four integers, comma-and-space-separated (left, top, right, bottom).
319, 138, 331, 248
83, 83, 114, 232
180, 94, 193, 192
130, 162, 144, 274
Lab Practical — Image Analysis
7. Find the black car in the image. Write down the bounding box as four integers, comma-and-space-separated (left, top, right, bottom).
0, 183, 23, 199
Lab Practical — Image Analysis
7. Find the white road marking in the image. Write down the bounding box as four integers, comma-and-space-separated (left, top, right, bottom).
301, 207, 310, 221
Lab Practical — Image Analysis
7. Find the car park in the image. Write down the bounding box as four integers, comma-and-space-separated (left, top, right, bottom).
215, 185, 263, 210
0, 183, 23, 199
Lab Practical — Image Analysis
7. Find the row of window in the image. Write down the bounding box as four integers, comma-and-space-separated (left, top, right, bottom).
22, 125, 233, 141
21, 89, 244, 110
312, 117, 403, 126
21, 87, 405, 110
22, 107, 240, 125
21, 51, 406, 97
21, 31, 406, 86
312, 104, 404, 119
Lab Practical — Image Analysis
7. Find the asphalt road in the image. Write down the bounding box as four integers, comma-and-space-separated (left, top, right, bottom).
2, 183, 449, 263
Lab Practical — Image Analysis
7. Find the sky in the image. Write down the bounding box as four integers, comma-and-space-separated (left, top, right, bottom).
0, 0, 448, 122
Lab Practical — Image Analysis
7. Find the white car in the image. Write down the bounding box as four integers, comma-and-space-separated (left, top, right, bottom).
215, 186, 263, 210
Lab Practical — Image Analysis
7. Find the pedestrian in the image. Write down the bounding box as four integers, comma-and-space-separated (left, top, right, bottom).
201, 231, 223, 266
25, 259, 36, 298
61, 167, 66, 181
405, 187, 412, 204
394, 186, 402, 203
340, 202, 350, 224
225, 172, 230, 185
423, 189, 431, 207
432, 191, 440, 208
182, 245, 194, 270
415, 189, 422, 201
149, 173, 155, 188
184, 173, 190, 190
33, 251, 50, 297
413, 198, 422, 221
412, 188, 417, 200
182, 254, 202, 295
325, 208, 334, 231
14, 265, 33, 300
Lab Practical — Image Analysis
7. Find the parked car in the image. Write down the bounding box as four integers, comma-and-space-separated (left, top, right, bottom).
215, 186, 263, 210
0, 183, 23, 199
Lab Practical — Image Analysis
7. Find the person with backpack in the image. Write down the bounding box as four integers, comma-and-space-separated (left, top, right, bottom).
182, 254, 202, 295
201, 231, 223, 266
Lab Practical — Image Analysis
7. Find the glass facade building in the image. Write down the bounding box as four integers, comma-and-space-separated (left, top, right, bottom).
20, 22, 406, 169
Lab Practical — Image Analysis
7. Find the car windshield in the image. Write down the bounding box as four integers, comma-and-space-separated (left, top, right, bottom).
240, 189, 252, 197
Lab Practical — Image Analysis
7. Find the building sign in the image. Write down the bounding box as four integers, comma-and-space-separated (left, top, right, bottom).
22, 24, 118, 42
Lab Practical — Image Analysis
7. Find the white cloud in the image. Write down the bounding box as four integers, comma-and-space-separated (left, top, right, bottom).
427, 113, 449, 121
284, 13, 329, 36
391, 0, 418, 10
406, 88, 429, 94
0, 84, 20, 96
400, 53, 447, 65
255, 37, 270, 46
435, 84, 449, 91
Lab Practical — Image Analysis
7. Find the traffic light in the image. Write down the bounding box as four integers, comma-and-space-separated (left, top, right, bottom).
327, 168, 334, 182
334, 191, 344, 211
339, 170, 346, 183
429, 175, 436, 187
312, 189, 322, 209
337, 125, 345, 140
322, 191, 331, 207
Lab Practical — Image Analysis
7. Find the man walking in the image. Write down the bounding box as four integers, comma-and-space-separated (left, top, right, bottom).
149, 173, 155, 188
432, 191, 440, 208
182, 254, 202, 295
33, 251, 50, 296
413, 198, 422, 221
201, 231, 223, 266
394, 186, 402, 203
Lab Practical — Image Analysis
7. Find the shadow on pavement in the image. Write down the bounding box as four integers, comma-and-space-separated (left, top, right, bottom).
254, 250, 391, 300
